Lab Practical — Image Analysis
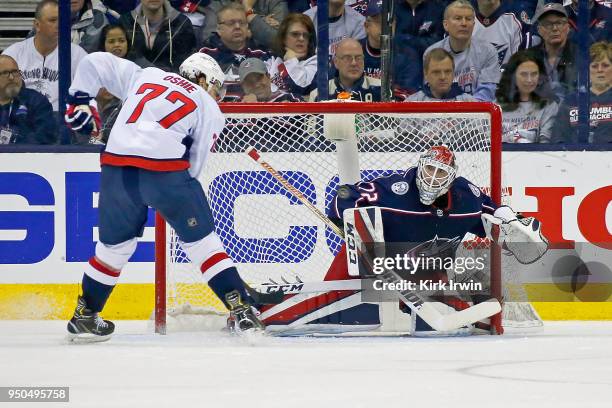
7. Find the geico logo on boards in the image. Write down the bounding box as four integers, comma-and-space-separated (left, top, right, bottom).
0, 171, 154, 264
522, 186, 612, 249
1, 170, 612, 265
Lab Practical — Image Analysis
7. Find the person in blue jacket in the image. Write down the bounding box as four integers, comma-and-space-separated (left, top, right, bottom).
0, 55, 56, 145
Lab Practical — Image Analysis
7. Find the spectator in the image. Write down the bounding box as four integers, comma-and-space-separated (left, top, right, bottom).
200, 0, 288, 51
553, 41, 611, 143
304, 0, 366, 57
505, 0, 540, 48
120, 0, 196, 72
472, 0, 523, 66
357, 0, 420, 100
2, 0, 88, 113
528, 2, 576, 102
200, 3, 271, 101
566, 0, 611, 44
360, 0, 382, 80
424, 0, 501, 101
309, 38, 381, 101
70, 0, 111, 53
269, 13, 317, 96
543, 0, 611, 45
407, 48, 475, 101
0, 55, 56, 144
239, 57, 303, 101
393, 0, 445, 97
93, 24, 130, 144
171, 1, 212, 49
496, 50, 558, 143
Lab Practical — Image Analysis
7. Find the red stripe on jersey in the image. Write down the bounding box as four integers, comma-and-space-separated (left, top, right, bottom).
278, 62, 289, 79
89, 257, 121, 277
101, 153, 190, 171
200, 252, 230, 274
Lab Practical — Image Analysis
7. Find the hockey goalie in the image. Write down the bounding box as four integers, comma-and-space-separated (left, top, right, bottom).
254, 145, 548, 336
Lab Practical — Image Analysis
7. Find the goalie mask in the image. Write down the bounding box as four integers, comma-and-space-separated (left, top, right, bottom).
416, 145, 458, 205
179, 52, 225, 100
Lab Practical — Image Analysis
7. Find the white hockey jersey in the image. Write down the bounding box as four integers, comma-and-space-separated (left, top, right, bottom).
2, 37, 87, 111
304, 6, 366, 56
69, 52, 225, 177
473, 11, 523, 66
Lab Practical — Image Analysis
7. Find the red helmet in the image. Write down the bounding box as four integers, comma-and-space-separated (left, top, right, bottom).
416, 145, 458, 205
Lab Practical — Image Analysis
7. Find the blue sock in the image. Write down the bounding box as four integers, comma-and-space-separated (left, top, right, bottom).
82, 274, 114, 313
207, 267, 249, 307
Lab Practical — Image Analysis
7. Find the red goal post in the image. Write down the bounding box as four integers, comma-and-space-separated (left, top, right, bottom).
154, 102, 504, 335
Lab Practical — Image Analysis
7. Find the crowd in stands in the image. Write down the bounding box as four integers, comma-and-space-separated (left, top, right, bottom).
0, 0, 609, 145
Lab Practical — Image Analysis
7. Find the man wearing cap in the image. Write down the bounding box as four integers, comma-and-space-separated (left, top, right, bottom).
238, 57, 303, 102
361, 0, 384, 80
214, 57, 303, 153
528, 2, 577, 102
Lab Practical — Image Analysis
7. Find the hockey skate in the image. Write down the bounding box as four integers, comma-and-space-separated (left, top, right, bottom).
66, 296, 115, 343
225, 290, 265, 336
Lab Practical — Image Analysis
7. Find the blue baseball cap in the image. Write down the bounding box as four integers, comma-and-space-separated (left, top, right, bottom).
365, 0, 382, 17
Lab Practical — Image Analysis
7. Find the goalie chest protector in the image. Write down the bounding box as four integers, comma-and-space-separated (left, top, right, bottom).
329, 167, 497, 244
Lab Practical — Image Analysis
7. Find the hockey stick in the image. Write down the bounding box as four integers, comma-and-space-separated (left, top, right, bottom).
245, 147, 501, 331
246, 147, 345, 238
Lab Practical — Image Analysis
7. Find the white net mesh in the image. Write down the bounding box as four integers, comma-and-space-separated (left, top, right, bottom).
162, 103, 540, 333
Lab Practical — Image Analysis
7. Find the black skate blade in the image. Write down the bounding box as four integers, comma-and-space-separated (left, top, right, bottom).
65, 332, 112, 344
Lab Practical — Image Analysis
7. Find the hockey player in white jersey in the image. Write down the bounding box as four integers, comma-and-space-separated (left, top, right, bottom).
64, 52, 264, 342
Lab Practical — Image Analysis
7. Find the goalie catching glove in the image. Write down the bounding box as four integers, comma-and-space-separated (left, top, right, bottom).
481, 206, 548, 264
64, 91, 102, 141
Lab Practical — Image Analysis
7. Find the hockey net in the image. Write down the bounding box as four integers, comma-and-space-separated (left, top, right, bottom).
154, 102, 542, 334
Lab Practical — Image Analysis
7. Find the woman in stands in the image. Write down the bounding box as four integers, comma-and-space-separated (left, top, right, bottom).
552, 41, 612, 144
268, 13, 317, 97
495, 50, 558, 143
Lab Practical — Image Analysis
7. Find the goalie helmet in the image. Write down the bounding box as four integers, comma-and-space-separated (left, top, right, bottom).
416, 145, 458, 205
179, 52, 225, 98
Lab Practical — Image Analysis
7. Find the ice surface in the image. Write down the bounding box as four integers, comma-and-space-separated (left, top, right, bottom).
1, 321, 611, 408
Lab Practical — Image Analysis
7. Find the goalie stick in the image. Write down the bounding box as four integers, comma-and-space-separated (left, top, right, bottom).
245, 147, 501, 332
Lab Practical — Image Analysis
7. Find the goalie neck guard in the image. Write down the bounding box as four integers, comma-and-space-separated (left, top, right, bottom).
416, 145, 458, 205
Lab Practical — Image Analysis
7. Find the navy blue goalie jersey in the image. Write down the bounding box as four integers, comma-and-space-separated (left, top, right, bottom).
328, 167, 498, 244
